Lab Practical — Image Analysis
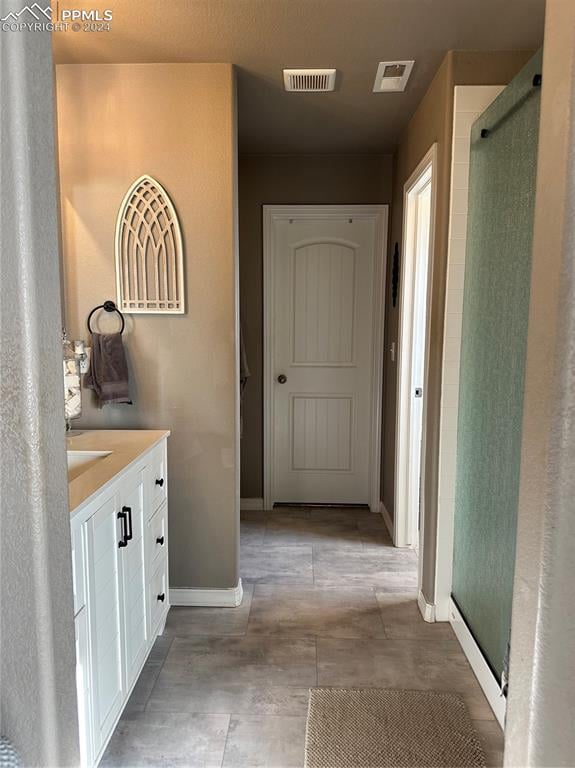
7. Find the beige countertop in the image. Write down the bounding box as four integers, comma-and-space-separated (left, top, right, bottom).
67, 429, 170, 514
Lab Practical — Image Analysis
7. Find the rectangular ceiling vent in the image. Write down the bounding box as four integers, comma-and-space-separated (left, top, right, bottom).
373, 60, 414, 92
283, 68, 337, 92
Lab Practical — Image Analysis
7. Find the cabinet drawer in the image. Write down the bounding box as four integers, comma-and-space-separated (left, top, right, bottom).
71, 522, 86, 615
147, 501, 168, 569
149, 554, 169, 635
148, 442, 167, 514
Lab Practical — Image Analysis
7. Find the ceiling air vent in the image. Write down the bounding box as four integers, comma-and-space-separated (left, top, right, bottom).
373, 61, 414, 92
283, 68, 337, 92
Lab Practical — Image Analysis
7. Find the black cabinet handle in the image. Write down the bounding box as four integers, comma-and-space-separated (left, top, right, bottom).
155, 478, 164, 488
157, 593, 165, 602
123, 506, 133, 542
118, 509, 128, 548
156, 535, 165, 546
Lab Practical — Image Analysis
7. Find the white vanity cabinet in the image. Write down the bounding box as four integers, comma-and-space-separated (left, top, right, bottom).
70, 436, 169, 767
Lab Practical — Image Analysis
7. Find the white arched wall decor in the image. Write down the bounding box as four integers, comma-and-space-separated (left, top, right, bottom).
115, 174, 185, 313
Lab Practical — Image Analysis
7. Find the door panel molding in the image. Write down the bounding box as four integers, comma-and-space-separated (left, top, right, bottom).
263, 205, 388, 511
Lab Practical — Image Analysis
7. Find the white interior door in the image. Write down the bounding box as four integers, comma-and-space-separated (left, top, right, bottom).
266, 206, 386, 507
395, 146, 436, 550
408, 178, 432, 543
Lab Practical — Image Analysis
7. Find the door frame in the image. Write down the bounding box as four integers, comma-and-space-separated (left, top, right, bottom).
263, 205, 388, 512
394, 144, 438, 553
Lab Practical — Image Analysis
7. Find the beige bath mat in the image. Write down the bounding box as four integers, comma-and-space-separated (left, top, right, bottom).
305, 688, 486, 768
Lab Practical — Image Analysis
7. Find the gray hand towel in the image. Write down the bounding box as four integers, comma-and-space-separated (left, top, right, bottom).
85, 332, 131, 406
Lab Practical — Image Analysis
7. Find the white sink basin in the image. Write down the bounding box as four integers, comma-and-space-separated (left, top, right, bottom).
67, 450, 112, 481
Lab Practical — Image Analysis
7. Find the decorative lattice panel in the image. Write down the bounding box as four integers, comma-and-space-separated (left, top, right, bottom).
115, 175, 185, 313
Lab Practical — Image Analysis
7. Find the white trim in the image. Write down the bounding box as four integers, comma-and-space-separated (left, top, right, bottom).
170, 579, 244, 608
395, 145, 438, 561
263, 205, 388, 512
449, 598, 506, 727
240, 497, 264, 511
379, 501, 394, 540
434, 86, 505, 622
417, 590, 436, 623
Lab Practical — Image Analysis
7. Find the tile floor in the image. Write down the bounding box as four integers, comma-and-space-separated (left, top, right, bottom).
102, 507, 504, 767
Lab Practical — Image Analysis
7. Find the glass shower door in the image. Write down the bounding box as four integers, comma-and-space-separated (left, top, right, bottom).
451, 52, 542, 681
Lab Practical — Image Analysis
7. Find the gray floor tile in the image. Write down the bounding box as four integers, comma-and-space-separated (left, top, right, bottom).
222, 715, 306, 768
240, 511, 267, 523
375, 591, 455, 639
164, 584, 254, 637
316, 636, 493, 719
474, 718, 504, 767
100, 712, 230, 767
103, 507, 500, 764
240, 513, 267, 545
149, 634, 176, 663
359, 526, 394, 550
123, 635, 174, 714
241, 544, 313, 584
313, 548, 418, 588
158, 636, 317, 687
148, 681, 310, 716
265, 510, 362, 549
307, 508, 370, 525
248, 585, 386, 638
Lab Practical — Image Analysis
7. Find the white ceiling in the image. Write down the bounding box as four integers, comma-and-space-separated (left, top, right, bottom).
53, 0, 546, 153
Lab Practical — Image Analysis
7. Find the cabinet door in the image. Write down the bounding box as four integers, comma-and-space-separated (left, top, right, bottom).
86, 494, 124, 754
75, 607, 93, 768
120, 470, 149, 690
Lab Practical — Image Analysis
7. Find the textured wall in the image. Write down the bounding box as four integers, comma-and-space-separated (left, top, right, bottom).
239, 154, 393, 498
0, 15, 79, 766
384, 50, 535, 603
56, 64, 240, 590
451, 53, 541, 678
505, 3, 575, 764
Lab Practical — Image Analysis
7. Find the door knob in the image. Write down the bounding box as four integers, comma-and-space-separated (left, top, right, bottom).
277, 374, 287, 384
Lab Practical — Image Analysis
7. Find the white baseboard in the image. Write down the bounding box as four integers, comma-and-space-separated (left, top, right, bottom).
449, 598, 506, 727
170, 579, 244, 607
380, 502, 394, 539
417, 590, 436, 623
240, 497, 264, 511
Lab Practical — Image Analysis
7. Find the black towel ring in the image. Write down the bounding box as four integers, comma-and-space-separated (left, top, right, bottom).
87, 300, 125, 334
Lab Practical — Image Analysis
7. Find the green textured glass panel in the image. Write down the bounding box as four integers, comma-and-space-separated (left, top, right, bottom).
452, 51, 541, 679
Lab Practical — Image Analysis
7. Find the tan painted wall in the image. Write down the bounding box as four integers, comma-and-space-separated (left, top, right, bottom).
239, 154, 393, 498
56, 63, 240, 590
382, 51, 534, 600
